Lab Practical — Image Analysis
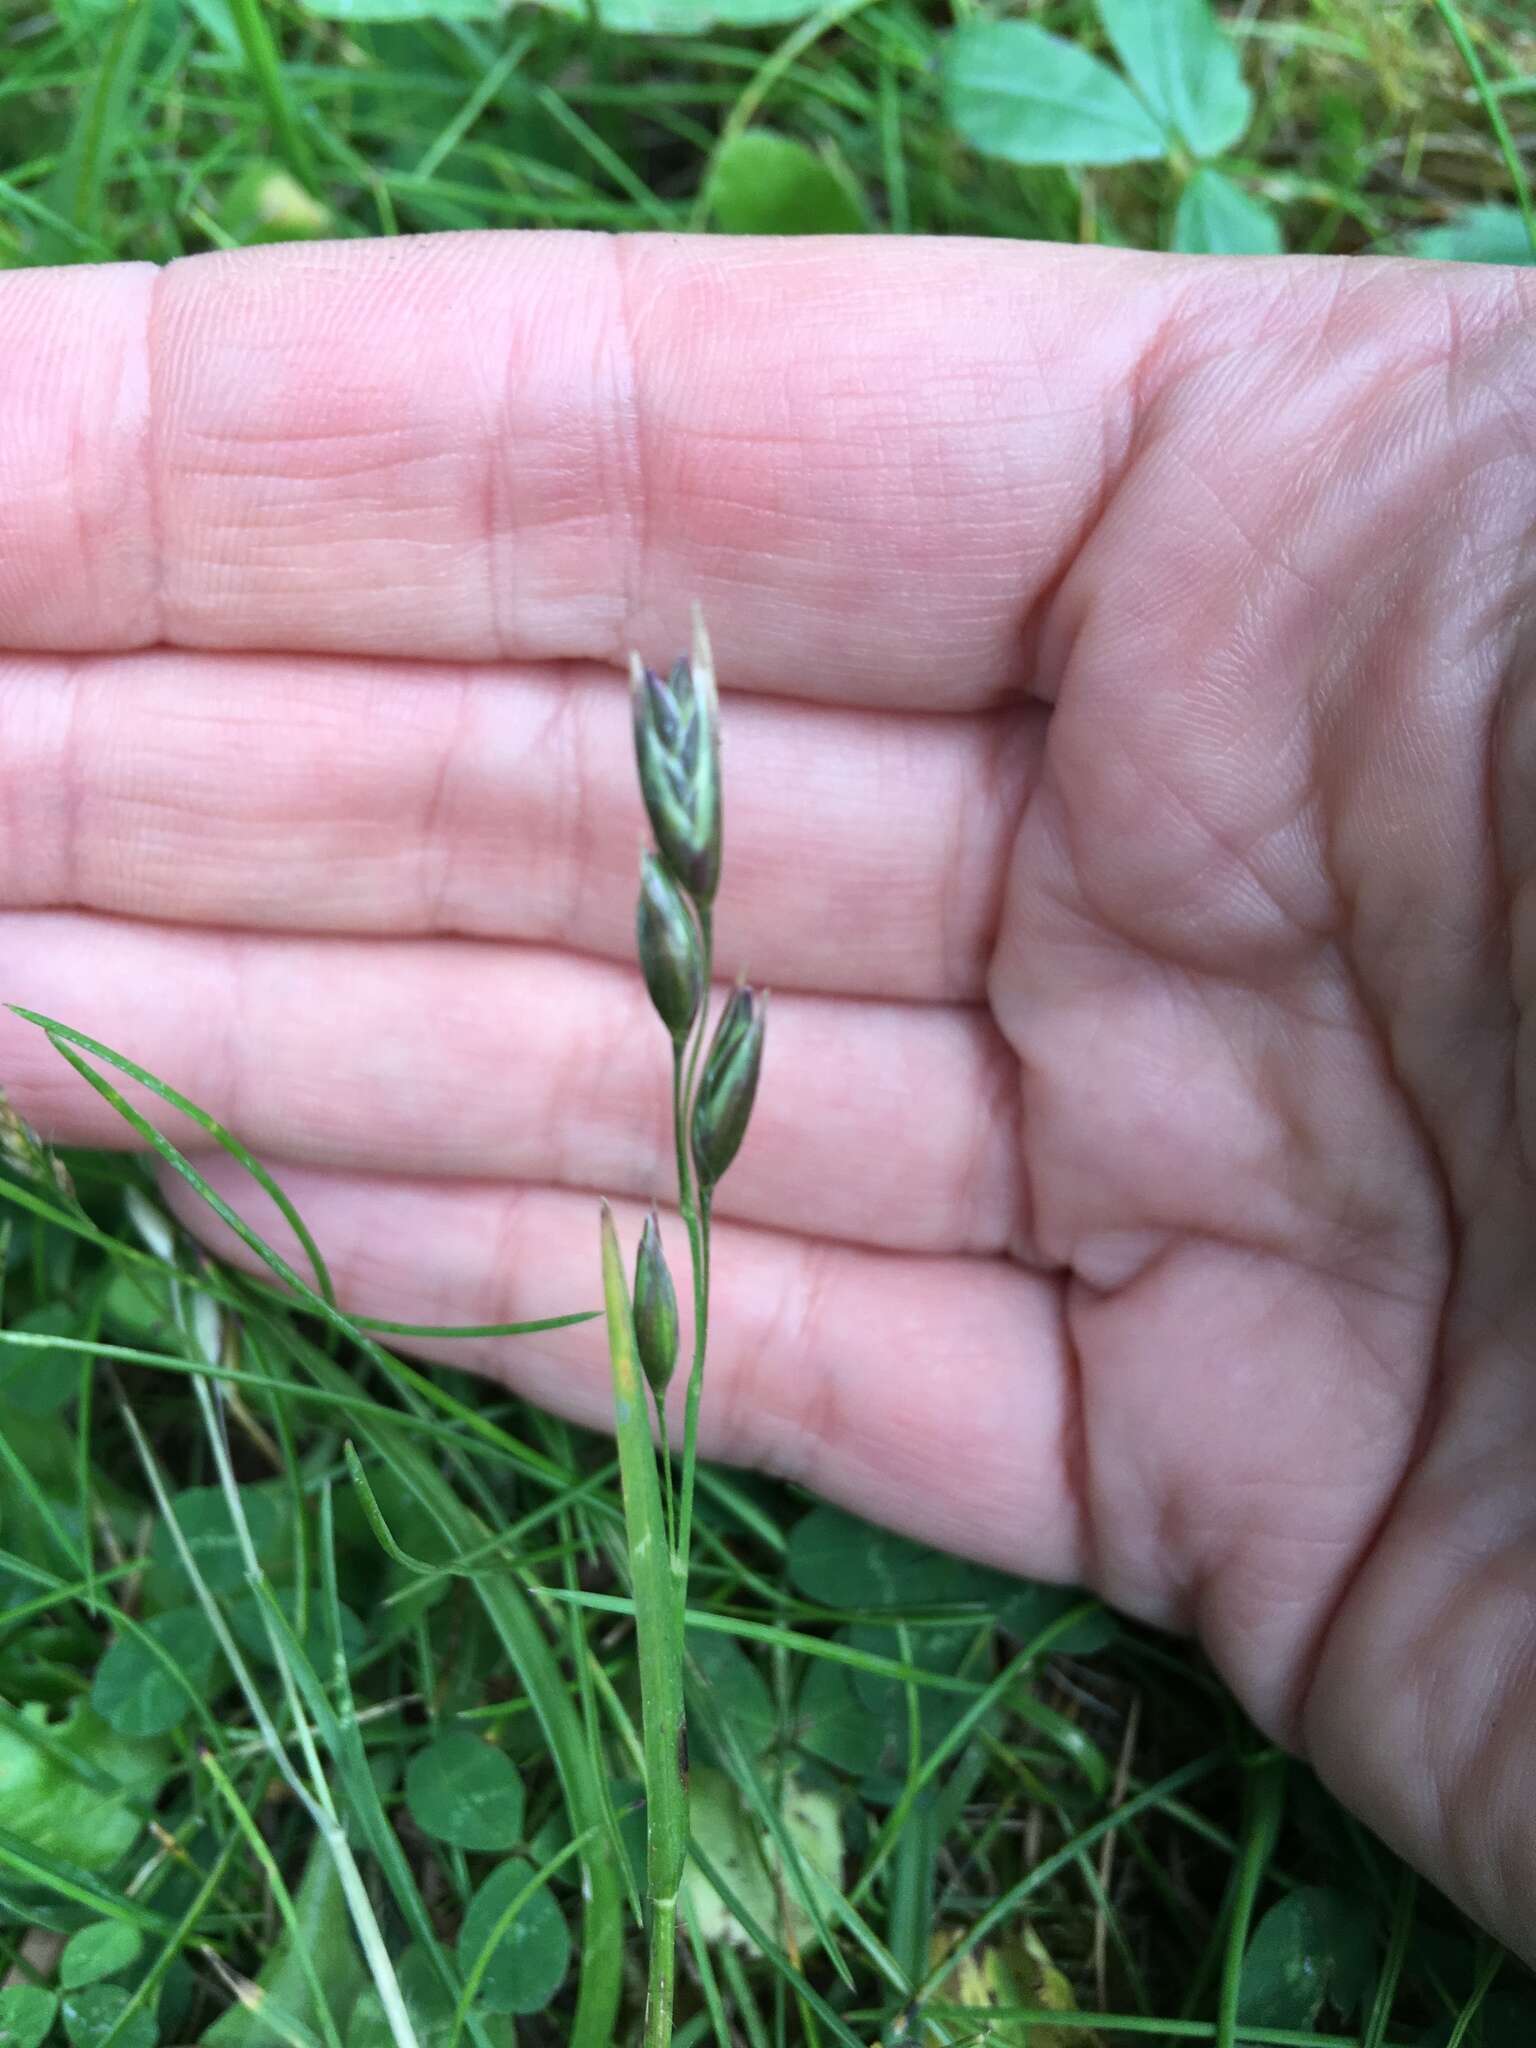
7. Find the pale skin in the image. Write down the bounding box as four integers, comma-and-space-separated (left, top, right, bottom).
2, 233, 1534, 1960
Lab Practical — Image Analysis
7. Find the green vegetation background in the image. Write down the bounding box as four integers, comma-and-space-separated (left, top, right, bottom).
2, 4, 1535, 2047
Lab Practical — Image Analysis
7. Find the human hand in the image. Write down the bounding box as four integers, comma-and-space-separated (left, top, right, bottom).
2, 234, 1533, 1960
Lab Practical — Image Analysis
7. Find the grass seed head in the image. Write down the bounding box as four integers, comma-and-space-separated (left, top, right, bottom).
0, 1086, 75, 1201
629, 628, 721, 905
637, 852, 704, 1044
690, 985, 766, 1192
633, 1205, 680, 1400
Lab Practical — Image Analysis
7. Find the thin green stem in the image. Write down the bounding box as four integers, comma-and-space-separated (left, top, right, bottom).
656, 1388, 677, 1551
602, 1209, 687, 2048
673, 903, 714, 1599
674, 1189, 712, 1589
646, 1894, 680, 2048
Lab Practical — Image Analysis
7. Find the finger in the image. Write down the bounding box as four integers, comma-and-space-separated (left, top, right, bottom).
155, 1158, 1079, 1580
0, 234, 1185, 704
0, 263, 160, 650
2, 911, 1024, 1257
0, 648, 1041, 1002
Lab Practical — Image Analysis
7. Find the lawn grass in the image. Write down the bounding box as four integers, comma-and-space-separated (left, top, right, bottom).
3, 2, 1536, 2044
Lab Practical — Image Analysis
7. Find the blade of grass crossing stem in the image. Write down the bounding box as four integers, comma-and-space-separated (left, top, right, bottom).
1215, 1754, 1286, 2048
601, 1203, 687, 2048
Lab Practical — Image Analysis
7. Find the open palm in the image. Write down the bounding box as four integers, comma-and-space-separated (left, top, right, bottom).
3, 235, 1534, 1960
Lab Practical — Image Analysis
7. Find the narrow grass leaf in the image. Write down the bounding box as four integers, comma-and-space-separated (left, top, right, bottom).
90, 1606, 219, 1738
13, 1012, 337, 1304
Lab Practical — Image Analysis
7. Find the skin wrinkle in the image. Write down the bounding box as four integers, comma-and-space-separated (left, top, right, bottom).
733, 1233, 845, 1492
417, 667, 474, 936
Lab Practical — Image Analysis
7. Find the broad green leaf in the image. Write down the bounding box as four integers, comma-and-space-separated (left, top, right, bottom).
788, 1658, 869, 1775
459, 1858, 570, 2016
847, 1622, 982, 1800
61, 1920, 144, 1989
1238, 1886, 1376, 2028
942, 23, 1167, 169
787, 1504, 995, 1610
1408, 204, 1536, 266
90, 1606, 218, 1738
1173, 167, 1282, 255
0, 1704, 164, 1871
686, 1631, 777, 1764
997, 1583, 1117, 1655
147, 1485, 285, 1601
0, 1303, 87, 1414
0, 1987, 57, 2048
705, 130, 864, 235
405, 1732, 525, 1851
679, 1766, 843, 1953
1097, 0, 1251, 158
60, 1985, 156, 2048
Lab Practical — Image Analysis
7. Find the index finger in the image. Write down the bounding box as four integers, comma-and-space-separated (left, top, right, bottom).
0, 233, 1175, 706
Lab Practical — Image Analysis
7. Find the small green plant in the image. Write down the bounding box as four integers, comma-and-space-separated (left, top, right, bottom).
941, 0, 1282, 254
605, 611, 766, 2045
